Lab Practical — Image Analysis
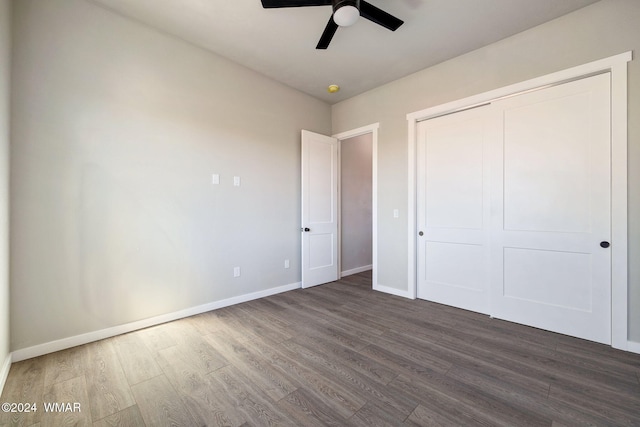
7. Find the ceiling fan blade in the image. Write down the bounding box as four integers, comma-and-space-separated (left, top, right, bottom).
261, 0, 331, 8
360, 1, 404, 31
316, 16, 339, 49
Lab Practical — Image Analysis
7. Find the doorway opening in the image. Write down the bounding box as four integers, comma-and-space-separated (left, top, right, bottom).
340, 133, 372, 284
334, 124, 379, 289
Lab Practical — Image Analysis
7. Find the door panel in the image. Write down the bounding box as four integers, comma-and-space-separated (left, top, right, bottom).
416, 106, 491, 314
503, 91, 593, 233
301, 130, 338, 288
424, 117, 484, 230
491, 73, 611, 344
425, 242, 485, 292
502, 247, 592, 311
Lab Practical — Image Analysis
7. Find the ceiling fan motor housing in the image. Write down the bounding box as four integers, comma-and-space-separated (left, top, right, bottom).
333, 0, 360, 26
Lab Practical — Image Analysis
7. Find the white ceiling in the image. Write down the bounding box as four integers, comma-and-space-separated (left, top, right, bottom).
87, 0, 600, 104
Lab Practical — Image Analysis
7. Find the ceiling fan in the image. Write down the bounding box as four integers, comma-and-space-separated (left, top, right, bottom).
260, 0, 404, 49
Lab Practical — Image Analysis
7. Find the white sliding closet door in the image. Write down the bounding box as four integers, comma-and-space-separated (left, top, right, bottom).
416, 73, 612, 344
416, 106, 491, 314
490, 73, 611, 344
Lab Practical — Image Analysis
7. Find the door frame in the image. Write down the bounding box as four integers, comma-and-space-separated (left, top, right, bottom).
406, 52, 632, 351
333, 123, 379, 290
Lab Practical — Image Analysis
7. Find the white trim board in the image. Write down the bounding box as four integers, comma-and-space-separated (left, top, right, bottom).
406, 51, 632, 351
333, 123, 379, 292
12, 281, 301, 362
375, 283, 414, 299
0, 353, 11, 396
341, 265, 373, 278
627, 341, 640, 355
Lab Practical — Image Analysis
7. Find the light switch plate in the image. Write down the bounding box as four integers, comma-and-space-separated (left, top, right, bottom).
233, 176, 241, 187
393, 209, 399, 218
212, 174, 220, 185
233, 267, 240, 277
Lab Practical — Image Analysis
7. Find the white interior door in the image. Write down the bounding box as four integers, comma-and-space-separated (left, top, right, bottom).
416, 106, 491, 314
490, 73, 611, 344
301, 130, 339, 288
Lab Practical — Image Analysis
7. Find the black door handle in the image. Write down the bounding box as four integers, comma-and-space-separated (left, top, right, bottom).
301, 227, 311, 232
600, 241, 610, 248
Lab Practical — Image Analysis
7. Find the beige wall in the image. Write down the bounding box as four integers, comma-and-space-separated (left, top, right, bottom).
0, 0, 11, 376
340, 133, 372, 273
10, 0, 331, 351
332, 0, 640, 341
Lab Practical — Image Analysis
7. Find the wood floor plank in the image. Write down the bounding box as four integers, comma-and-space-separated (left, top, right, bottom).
82, 339, 136, 422
237, 300, 295, 330
207, 365, 294, 426
281, 338, 417, 418
41, 376, 92, 427
111, 333, 163, 386
206, 306, 263, 343
135, 324, 176, 353
276, 387, 347, 427
291, 332, 398, 386
42, 345, 85, 388
0, 357, 45, 426
554, 340, 640, 382
388, 329, 551, 398
404, 403, 487, 427
473, 334, 640, 393
231, 305, 293, 344
348, 400, 412, 427
181, 311, 226, 336
130, 375, 198, 427
358, 342, 447, 383
203, 330, 297, 401
92, 405, 146, 427
391, 376, 496, 427
161, 321, 227, 376
548, 380, 640, 424
446, 364, 549, 402
389, 373, 549, 427
156, 344, 241, 427
281, 309, 379, 352
244, 336, 366, 419
296, 301, 389, 337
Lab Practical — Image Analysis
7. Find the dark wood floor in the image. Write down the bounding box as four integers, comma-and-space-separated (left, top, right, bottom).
2, 271, 640, 426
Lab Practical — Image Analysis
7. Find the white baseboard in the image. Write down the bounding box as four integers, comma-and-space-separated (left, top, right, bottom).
341, 265, 373, 277
373, 283, 414, 299
0, 352, 12, 396
12, 281, 301, 362
626, 340, 640, 354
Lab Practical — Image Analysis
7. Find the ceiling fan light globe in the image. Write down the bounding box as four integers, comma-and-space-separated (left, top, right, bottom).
334, 5, 359, 27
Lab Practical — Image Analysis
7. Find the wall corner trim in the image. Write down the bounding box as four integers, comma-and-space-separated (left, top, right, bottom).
11, 281, 302, 362
0, 353, 12, 396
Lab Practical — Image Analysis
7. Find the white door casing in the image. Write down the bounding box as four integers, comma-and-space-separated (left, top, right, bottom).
416, 106, 491, 314
301, 130, 339, 288
408, 53, 630, 350
489, 73, 611, 344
